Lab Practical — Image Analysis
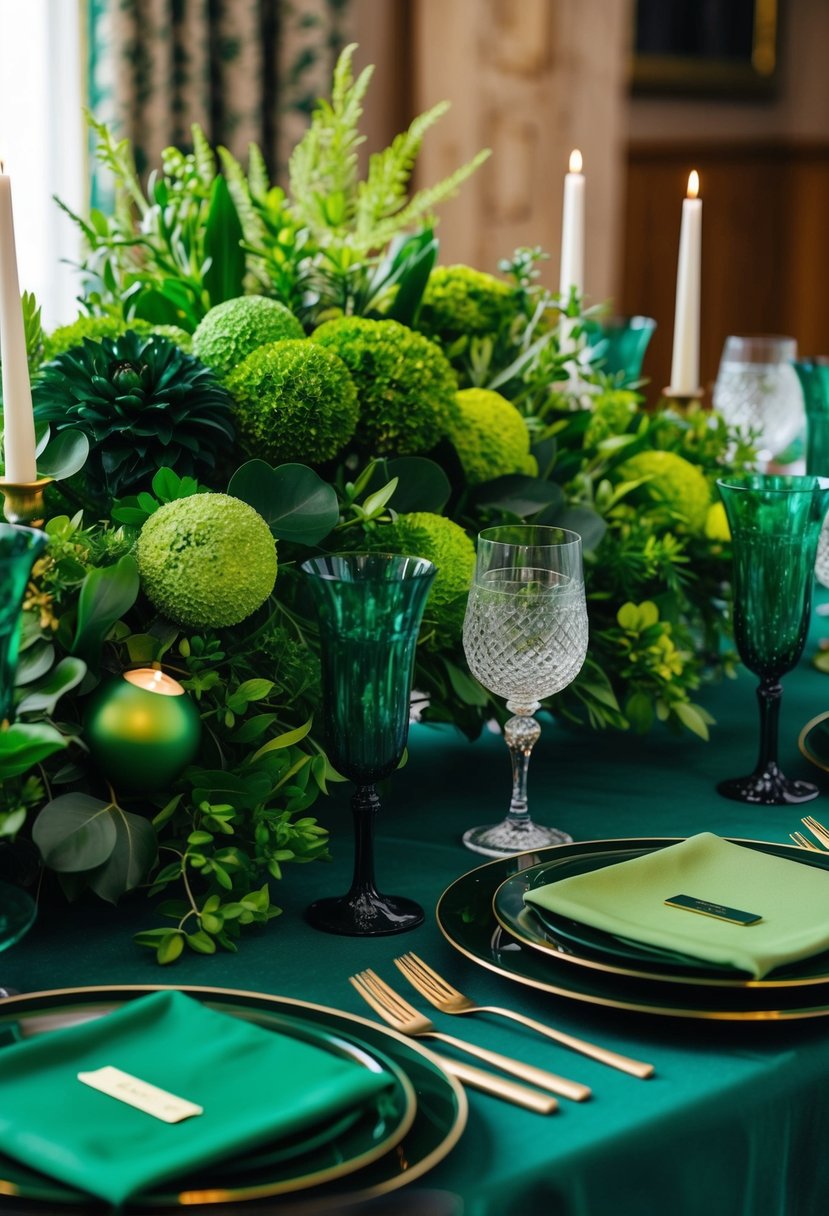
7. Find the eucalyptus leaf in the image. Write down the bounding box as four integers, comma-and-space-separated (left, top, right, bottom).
0, 722, 68, 780
366, 457, 451, 514
70, 554, 140, 670
15, 657, 87, 716
13, 641, 55, 687
227, 461, 339, 544
474, 475, 564, 517
87, 806, 157, 903
36, 429, 90, 480
32, 793, 118, 872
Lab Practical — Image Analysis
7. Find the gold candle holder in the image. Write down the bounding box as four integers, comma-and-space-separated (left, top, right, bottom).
656, 387, 706, 416
0, 477, 52, 525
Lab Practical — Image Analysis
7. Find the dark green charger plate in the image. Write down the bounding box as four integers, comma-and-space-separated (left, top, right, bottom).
493, 838, 829, 989
436, 838, 829, 1020
0, 985, 467, 1211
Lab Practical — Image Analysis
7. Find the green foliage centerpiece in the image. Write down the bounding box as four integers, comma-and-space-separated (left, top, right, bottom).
0, 45, 751, 964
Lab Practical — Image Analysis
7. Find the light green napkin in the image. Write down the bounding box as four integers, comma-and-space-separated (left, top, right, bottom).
524, 832, 829, 978
0, 990, 394, 1207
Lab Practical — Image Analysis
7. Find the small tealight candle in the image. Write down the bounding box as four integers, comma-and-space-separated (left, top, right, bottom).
84, 669, 202, 795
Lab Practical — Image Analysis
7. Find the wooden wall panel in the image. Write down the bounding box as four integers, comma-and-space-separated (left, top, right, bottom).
619, 143, 829, 404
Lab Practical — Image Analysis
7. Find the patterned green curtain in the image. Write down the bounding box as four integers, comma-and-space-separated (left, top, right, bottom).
87, 0, 351, 204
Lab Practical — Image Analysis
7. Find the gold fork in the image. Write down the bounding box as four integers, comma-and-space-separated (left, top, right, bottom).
790, 830, 822, 851
350, 968, 591, 1102
803, 815, 829, 849
395, 952, 654, 1079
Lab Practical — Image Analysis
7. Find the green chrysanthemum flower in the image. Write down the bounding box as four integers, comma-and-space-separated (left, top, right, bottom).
376, 511, 476, 647
193, 295, 305, 380
136, 493, 277, 628
418, 265, 516, 344
311, 316, 458, 456
447, 388, 536, 484
226, 339, 358, 464
617, 449, 711, 533
33, 331, 235, 503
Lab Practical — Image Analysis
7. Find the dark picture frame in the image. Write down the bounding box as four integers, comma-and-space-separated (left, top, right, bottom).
631, 0, 779, 98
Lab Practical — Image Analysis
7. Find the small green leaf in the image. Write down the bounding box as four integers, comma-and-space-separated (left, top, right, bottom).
15, 657, 86, 716
0, 723, 68, 780
157, 932, 185, 964
36, 429, 89, 480
71, 555, 140, 670
250, 718, 312, 762
186, 929, 218, 954
361, 477, 399, 518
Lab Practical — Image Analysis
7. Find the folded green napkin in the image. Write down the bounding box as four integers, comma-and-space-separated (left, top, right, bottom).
524, 833, 829, 978
0, 990, 394, 1207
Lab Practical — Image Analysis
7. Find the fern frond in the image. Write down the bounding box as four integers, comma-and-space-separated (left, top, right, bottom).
288, 44, 373, 239
85, 111, 147, 216
218, 146, 268, 247
355, 101, 450, 245
247, 143, 270, 198
373, 148, 492, 244
191, 124, 216, 188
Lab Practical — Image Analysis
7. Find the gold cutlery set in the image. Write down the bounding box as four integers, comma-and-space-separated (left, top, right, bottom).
350, 952, 655, 1114
790, 815, 829, 852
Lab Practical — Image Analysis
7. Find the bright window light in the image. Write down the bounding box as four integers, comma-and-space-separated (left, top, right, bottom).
0, 0, 85, 330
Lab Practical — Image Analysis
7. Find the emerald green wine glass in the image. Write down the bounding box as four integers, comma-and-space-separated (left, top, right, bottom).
301, 553, 436, 935
716, 474, 829, 804
583, 315, 656, 383
0, 523, 48, 958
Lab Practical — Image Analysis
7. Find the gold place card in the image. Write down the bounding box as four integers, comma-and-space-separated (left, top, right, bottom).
664, 894, 762, 926
77, 1066, 203, 1123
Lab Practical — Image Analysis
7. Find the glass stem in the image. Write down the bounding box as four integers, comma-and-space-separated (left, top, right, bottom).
348, 784, 381, 898
504, 712, 542, 825
755, 678, 782, 776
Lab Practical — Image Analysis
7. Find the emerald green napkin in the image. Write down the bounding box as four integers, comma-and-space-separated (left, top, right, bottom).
0, 990, 394, 1207
524, 833, 829, 978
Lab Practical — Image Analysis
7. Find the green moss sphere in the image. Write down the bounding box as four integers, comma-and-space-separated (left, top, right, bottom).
448, 388, 536, 484
136, 493, 277, 628
192, 295, 305, 380
379, 512, 476, 646
616, 450, 711, 533
418, 265, 515, 344
311, 316, 458, 456
227, 339, 358, 463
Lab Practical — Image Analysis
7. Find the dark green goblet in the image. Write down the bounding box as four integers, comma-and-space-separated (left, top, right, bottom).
716, 474, 829, 804
301, 553, 436, 935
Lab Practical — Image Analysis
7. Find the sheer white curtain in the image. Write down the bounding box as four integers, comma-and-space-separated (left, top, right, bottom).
0, 0, 85, 330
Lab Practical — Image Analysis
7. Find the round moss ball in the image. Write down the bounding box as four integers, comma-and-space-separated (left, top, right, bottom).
227, 339, 359, 463
43, 316, 152, 362
418, 265, 515, 344
136, 493, 277, 628
448, 388, 536, 485
192, 295, 305, 380
378, 512, 476, 646
616, 450, 711, 533
311, 316, 458, 456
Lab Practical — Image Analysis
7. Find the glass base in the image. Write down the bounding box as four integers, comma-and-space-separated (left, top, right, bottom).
717, 770, 819, 806
305, 891, 425, 936
462, 819, 572, 859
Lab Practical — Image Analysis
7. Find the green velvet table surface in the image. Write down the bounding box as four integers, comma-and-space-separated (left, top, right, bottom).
6, 623, 829, 1216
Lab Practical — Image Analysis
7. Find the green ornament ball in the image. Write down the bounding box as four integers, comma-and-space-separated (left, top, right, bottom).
84, 672, 202, 794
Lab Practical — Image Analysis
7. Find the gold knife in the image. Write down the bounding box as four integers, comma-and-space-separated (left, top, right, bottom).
439, 1056, 558, 1114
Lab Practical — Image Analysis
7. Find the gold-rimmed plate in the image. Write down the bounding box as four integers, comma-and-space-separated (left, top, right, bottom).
799, 710, 829, 773
492, 837, 829, 990
437, 840, 829, 1020
0, 985, 467, 1210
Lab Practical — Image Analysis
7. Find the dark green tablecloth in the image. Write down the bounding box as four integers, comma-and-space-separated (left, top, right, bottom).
6, 623, 829, 1216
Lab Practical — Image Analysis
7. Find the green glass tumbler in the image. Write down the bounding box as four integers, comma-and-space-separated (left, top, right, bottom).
301, 552, 436, 935
0, 524, 48, 723
716, 474, 829, 804
0, 523, 47, 960
794, 357, 829, 587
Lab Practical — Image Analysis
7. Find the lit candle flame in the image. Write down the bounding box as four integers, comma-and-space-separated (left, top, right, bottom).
124, 668, 186, 697
687, 170, 700, 199
569, 149, 583, 175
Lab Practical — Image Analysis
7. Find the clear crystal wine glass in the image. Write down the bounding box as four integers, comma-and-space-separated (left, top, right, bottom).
712, 335, 805, 468
462, 525, 588, 857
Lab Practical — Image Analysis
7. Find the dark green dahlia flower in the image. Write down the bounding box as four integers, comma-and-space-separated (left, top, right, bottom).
33, 331, 235, 502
